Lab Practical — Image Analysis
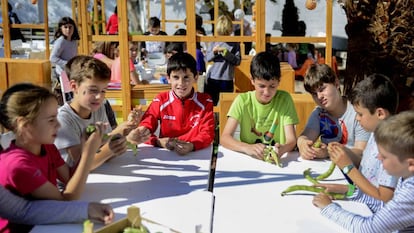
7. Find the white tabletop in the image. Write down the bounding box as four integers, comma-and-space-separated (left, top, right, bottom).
31, 144, 214, 233
212, 146, 372, 233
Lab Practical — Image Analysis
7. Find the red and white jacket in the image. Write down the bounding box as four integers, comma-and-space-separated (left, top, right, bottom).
139, 90, 215, 150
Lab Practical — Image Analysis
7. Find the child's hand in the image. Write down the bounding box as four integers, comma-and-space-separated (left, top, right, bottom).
312, 192, 332, 209
328, 142, 353, 168
84, 122, 109, 155
297, 137, 317, 160
314, 183, 348, 194
298, 137, 328, 160
127, 106, 144, 125
87, 202, 114, 224
108, 133, 127, 156
126, 126, 151, 144
174, 140, 194, 155
243, 143, 266, 160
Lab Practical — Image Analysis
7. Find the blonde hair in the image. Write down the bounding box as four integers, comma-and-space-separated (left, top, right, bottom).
375, 110, 414, 161
216, 15, 233, 36
0, 83, 56, 132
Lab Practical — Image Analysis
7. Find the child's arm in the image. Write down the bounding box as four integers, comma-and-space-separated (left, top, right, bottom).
61, 122, 108, 200
30, 123, 107, 200
328, 143, 395, 202
276, 124, 297, 156
220, 117, 266, 160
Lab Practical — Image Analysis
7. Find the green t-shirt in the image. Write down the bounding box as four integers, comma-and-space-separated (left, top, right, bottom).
227, 90, 299, 145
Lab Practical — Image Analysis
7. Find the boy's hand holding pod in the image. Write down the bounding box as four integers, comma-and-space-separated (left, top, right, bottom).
85, 124, 138, 155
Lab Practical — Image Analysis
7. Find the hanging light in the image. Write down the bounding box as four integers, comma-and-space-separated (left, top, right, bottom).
305, 0, 317, 10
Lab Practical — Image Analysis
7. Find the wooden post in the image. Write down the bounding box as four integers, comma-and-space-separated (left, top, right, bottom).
118, 0, 132, 120
325, 0, 333, 67
254, 0, 266, 53
1, 0, 11, 58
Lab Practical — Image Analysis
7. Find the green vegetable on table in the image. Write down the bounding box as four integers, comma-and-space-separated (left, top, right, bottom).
123, 226, 149, 233
280, 184, 345, 199
82, 220, 93, 233
281, 161, 339, 198
263, 145, 282, 167
85, 125, 138, 155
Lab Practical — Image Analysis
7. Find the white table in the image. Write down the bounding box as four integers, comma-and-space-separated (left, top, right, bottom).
31, 144, 214, 233
212, 146, 372, 233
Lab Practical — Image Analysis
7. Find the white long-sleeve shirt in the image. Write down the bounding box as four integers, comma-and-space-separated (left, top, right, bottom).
321, 176, 414, 233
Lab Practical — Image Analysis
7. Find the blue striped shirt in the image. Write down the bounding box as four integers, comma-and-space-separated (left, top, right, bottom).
321, 176, 414, 233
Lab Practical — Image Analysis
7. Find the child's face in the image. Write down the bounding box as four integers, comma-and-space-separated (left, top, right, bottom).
310, 83, 341, 111
251, 78, 279, 104
353, 104, 382, 132
129, 44, 139, 61
167, 69, 197, 99
72, 78, 108, 113
377, 144, 411, 178
61, 24, 74, 39
27, 97, 60, 145
149, 26, 160, 35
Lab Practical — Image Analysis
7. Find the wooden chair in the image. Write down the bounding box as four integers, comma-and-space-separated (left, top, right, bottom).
218, 92, 316, 138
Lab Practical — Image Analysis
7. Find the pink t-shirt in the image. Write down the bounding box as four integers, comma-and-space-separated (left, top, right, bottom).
110, 56, 135, 83
0, 143, 65, 232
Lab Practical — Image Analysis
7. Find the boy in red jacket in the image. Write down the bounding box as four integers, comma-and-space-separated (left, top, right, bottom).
128, 53, 215, 155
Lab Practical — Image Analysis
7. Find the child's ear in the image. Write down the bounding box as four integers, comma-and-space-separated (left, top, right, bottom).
69, 80, 77, 92
250, 76, 255, 86
194, 73, 198, 81
407, 158, 414, 173
375, 107, 389, 120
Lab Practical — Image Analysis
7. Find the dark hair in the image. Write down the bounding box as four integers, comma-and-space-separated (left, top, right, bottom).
148, 16, 161, 28
165, 42, 184, 54
350, 73, 399, 114
167, 52, 197, 77
54, 16, 80, 40
174, 28, 187, 36
250, 51, 281, 81
303, 63, 337, 94
65, 55, 111, 84
0, 83, 57, 132
113, 6, 117, 14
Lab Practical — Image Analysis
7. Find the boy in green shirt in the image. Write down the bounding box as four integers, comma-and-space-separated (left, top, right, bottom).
220, 51, 299, 161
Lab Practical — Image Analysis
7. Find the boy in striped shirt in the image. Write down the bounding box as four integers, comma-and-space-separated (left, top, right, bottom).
313, 111, 414, 233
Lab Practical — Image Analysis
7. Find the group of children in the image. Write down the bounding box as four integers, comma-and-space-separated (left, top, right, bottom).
1, 43, 413, 232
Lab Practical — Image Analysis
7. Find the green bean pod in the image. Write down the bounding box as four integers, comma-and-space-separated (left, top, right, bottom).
281, 185, 345, 199
263, 146, 282, 167
303, 168, 319, 184
315, 161, 336, 180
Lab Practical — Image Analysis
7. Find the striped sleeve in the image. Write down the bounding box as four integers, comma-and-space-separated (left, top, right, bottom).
320, 177, 414, 233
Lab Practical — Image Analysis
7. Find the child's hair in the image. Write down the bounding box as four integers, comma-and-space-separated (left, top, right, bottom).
250, 51, 281, 81
0, 83, 57, 132
91, 41, 115, 59
215, 15, 233, 36
167, 52, 197, 77
165, 42, 184, 55
65, 55, 111, 84
113, 5, 117, 14
148, 16, 161, 28
303, 63, 338, 94
54, 16, 80, 40
374, 110, 414, 161
350, 73, 399, 114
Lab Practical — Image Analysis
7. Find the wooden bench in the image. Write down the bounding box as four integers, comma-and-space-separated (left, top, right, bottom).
234, 57, 295, 93
0, 58, 51, 93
